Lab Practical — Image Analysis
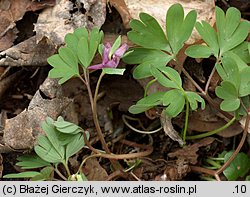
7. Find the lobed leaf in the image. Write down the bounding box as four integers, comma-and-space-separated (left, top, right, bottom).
48, 51, 80, 84
186, 91, 205, 110
239, 67, 250, 97
151, 67, 182, 89
65, 133, 85, 161
16, 155, 50, 169
3, 171, 41, 179
128, 13, 170, 51
129, 92, 165, 114
166, 4, 197, 55
31, 166, 54, 181
162, 89, 185, 117
123, 48, 173, 79
215, 81, 240, 111
185, 45, 212, 58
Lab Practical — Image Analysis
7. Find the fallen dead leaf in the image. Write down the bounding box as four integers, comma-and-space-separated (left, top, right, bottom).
35, 0, 106, 46
83, 157, 108, 181
0, 0, 55, 52
0, 78, 72, 152
168, 137, 215, 165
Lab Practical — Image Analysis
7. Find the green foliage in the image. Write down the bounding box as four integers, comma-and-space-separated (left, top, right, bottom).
185, 6, 250, 114
124, 3, 197, 79
223, 151, 250, 181
186, 7, 250, 59
4, 116, 89, 180
48, 27, 103, 84
35, 116, 88, 164
129, 66, 204, 118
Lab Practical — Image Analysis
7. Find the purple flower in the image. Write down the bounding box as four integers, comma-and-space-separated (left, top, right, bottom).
88, 42, 128, 70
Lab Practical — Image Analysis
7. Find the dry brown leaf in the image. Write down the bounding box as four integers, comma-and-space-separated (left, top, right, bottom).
35, 0, 106, 46
108, 0, 131, 28
168, 137, 215, 164
84, 157, 108, 181
160, 112, 184, 146
0, 78, 72, 152
174, 105, 243, 138
0, 36, 56, 67
0, 0, 55, 52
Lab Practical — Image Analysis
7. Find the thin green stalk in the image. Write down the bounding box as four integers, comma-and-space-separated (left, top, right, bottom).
182, 99, 189, 141
205, 158, 222, 169
62, 160, 71, 178
54, 165, 67, 181
186, 116, 236, 140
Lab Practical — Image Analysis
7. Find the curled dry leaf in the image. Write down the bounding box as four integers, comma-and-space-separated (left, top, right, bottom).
83, 157, 108, 181
160, 112, 184, 146
168, 137, 215, 165
0, 78, 72, 152
0, 0, 55, 52
0, 36, 56, 67
35, 0, 106, 46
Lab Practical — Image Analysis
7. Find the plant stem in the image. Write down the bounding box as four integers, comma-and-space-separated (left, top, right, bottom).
182, 99, 189, 141
54, 167, 67, 181
181, 67, 233, 120
62, 161, 71, 178
186, 116, 236, 140
214, 107, 250, 180
205, 158, 222, 169
80, 70, 110, 154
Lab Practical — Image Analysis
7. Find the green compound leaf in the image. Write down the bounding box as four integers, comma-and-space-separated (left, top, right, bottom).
166, 3, 197, 55
162, 89, 185, 118
54, 116, 82, 135
223, 151, 250, 181
215, 81, 240, 111
186, 91, 205, 110
239, 67, 250, 97
151, 66, 182, 89
48, 47, 80, 84
123, 48, 173, 79
185, 45, 212, 58
230, 42, 250, 64
16, 155, 51, 169
31, 166, 54, 181
3, 171, 41, 179
216, 6, 250, 54
65, 133, 86, 161
129, 92, 165, 114
216, 57, 240, 89
35, 135, 64, 163
195, 21, 219, 57
128, 13, 170, 51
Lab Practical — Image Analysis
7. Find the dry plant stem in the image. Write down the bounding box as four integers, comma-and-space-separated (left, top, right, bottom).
190, 166, 216, 177
214, 107, 250, 181
83, 132, 153, 160
205, 66, 216, 94
181, 68, 233, 120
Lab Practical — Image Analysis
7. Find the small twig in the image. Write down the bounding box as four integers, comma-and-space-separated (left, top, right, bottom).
205, 66, 216, 94
83, 132, 153, 160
